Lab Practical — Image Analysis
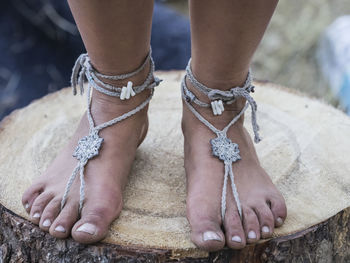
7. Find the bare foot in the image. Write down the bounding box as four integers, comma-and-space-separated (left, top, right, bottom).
21, 71, 151, 244
182, 79, 287, 251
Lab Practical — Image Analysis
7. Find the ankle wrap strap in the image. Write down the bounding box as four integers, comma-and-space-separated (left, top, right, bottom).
184, 59, 261, 143
61, 49, 161, 214
71, 48, 161, 98
186, 58, 255, 102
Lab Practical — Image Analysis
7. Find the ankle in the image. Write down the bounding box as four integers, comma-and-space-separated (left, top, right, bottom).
185, 77, 247, 111
94, 59, 151, 90
91, 60, 152, 103
91, 89, 151, 117
191, 65, 250, 91
86, 50, 157, 109
182, 57, 262, 144
72, 48, 159, 104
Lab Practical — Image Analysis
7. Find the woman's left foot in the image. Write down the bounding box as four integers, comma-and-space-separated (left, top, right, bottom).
182, 79, 287, 251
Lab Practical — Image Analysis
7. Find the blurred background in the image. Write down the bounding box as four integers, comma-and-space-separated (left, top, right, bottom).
1, 0, 350, 120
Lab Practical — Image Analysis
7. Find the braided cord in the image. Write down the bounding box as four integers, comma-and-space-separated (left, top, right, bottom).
186, 58, 254, 98
181, 67, 258, 222
184, 59, 261, 143
181, 78, 249, 136
61, 50, 160, 213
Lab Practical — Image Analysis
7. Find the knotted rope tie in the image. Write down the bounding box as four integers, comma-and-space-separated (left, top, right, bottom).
70, 49, 153, 97
207, 87, 261, 143
182, 81, 261, 144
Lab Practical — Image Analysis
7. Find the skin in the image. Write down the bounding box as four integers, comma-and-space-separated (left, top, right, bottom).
183, 0, 287, 251
22, 0, 287, 250
21, 0, 154, 244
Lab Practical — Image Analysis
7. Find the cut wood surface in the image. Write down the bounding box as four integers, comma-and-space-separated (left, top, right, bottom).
1, 71, 350, 262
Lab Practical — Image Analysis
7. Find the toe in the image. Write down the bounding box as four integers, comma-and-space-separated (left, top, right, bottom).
39, 198, 61, 232
189, 217, 225, 252
50, 201, 80, 239
187, 200, 225, 252
22, 182, 44, 213
242, 206, 260, 244
71, 201, 122, 244
269, 195, 287, 227
253, 203, 275, 239
186, 189, 225, 251
223, 209, 246, 249
29, 191, 54, 224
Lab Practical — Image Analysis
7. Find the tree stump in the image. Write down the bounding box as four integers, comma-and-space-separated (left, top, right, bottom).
0, 71, 350, 263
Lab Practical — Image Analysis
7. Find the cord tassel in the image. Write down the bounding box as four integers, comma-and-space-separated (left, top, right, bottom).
208, 88, 261, 143
71, 53, 88, 95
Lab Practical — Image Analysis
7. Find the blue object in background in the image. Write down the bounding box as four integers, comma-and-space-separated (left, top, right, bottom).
339, 74, 350, 114
152, 4, 191, 70
0, 1, 191, 120
317, 16, 350, 115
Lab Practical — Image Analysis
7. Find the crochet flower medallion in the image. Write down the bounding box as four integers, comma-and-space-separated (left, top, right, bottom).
210, 135, 241, 163
73, 131, 104, 163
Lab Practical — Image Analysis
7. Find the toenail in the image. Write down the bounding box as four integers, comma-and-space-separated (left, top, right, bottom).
55, 225, 66, 233
262, 226, 270, 233
203, 231, 222, 242
277, 217, 283, 225
32, 212, 41, 218
24, 203, 29, 209
248, 230, 257, 239
232, 235, 242, 243
42, 219, 51, 227
76, 223, 96, 235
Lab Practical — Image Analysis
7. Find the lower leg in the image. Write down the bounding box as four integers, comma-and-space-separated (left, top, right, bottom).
190, 0, 278, 90
22, 0, 154, 244
183, 0, 287, 251
68, 0, 153, 75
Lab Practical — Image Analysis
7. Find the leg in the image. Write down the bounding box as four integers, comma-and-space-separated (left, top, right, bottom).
183, 0, 287, 251
21, 0, 154, 243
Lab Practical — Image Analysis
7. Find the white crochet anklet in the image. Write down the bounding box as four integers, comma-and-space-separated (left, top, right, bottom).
181, 60, 261, 221
185, 58, 255, 117
61, 48, 162, 214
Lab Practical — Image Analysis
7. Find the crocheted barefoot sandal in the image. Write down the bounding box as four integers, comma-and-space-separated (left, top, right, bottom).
60, 48, 162, 214
181, 58, 262, 221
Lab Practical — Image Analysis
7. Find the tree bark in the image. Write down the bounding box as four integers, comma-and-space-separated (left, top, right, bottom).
1, 204, 349, 262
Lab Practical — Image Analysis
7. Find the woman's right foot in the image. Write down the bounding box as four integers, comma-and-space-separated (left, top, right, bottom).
21, 69, 151, 244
